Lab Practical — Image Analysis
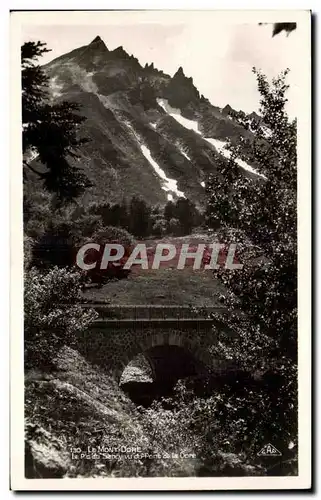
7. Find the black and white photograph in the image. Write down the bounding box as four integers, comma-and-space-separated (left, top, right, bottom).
10, 9, 311, 491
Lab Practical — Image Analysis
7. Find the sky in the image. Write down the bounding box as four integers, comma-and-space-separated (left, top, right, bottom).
22, 19, 301, 116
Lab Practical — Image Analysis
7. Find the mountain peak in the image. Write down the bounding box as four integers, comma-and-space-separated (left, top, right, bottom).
175, 66, 185, 77
222, 104, 233, 115
89, 36, 107, 49
113, 46, 127, 54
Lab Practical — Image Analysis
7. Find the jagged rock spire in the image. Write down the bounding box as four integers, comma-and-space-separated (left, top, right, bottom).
175, 66, 185, 77
144, 62, 155, 70
89, 36, 108, 50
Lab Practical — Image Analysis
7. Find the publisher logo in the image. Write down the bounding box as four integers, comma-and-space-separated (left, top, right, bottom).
257, 444, 282, 457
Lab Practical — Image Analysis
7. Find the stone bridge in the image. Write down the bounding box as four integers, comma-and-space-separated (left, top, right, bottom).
77, 304, 237, 384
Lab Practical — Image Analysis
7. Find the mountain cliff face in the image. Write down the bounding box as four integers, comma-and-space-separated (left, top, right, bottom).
43, 36, 257, 206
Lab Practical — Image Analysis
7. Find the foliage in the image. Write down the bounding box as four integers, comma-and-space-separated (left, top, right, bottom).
88, 196, 201, 239
167, 217, 181, 236
128, 196, 151, 237
205, 68, 298, 453
30, 205, 102, 269
22, 40, 91, 202
175, 198, 198, 235
164, 198, 200, 235
24, 267, 97, 369
25, 347, 198, 478
154, 379, 297, 476
24, 235, 34, 270
31, 220, 79, 269
164, 200, 176, 222
151, 218, 167, 237
24, 187, 53, 240
84, 226, 136, 284
91, 225, 135, 248
88, 200, 129, 229
136, 398, 199, 476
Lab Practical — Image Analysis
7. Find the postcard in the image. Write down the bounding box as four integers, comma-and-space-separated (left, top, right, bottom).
10, 9, 311, 491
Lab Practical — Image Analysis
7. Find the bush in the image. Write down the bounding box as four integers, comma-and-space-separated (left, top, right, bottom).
32, 221, 78, 269
168, 217, 181, 236
88, 201, 129, 229
152, 219, 167, 238
84, 226, 135, 284
142, 378, 297, 476
31, 210, 102, 270
24, 267, 97, 369
91, 226, 135, 248
180, 375, 296, 468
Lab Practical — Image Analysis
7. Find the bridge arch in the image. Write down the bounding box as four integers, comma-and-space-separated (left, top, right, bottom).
117, 331, 212, 384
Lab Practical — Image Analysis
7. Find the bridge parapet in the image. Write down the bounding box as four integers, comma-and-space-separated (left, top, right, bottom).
79, 303, 228, 321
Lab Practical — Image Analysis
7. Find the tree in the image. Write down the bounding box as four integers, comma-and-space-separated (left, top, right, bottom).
152, 219, 167, 237
88, 200, 129, 230
164, 200, 176, 222
175, 198, 197, 235
31, 209, 102, 269
205, 154, 241, 229
85, 226, 135, 284
168, 217, 181, 236
24, 267, 97, 369
128, 196, 151, 237
32, 220, 78, 269
109, 202, 129, 228
205, 68, 298, 455
164, 198, 198, 235
22, 41, 91, 203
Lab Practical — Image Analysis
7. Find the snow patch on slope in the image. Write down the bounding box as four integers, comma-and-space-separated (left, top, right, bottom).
157, 98, 265, 179
124, 121, 185, 200
205, 138, 266, 178
157, 98, 199, 133
181, 150, 191, 161
140, 145, 185, 199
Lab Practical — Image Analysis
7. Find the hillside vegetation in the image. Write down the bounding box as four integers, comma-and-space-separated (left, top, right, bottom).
26, 347, 277, 478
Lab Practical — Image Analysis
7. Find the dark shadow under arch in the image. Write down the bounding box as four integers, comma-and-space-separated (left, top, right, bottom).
119, 343, 209, 406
